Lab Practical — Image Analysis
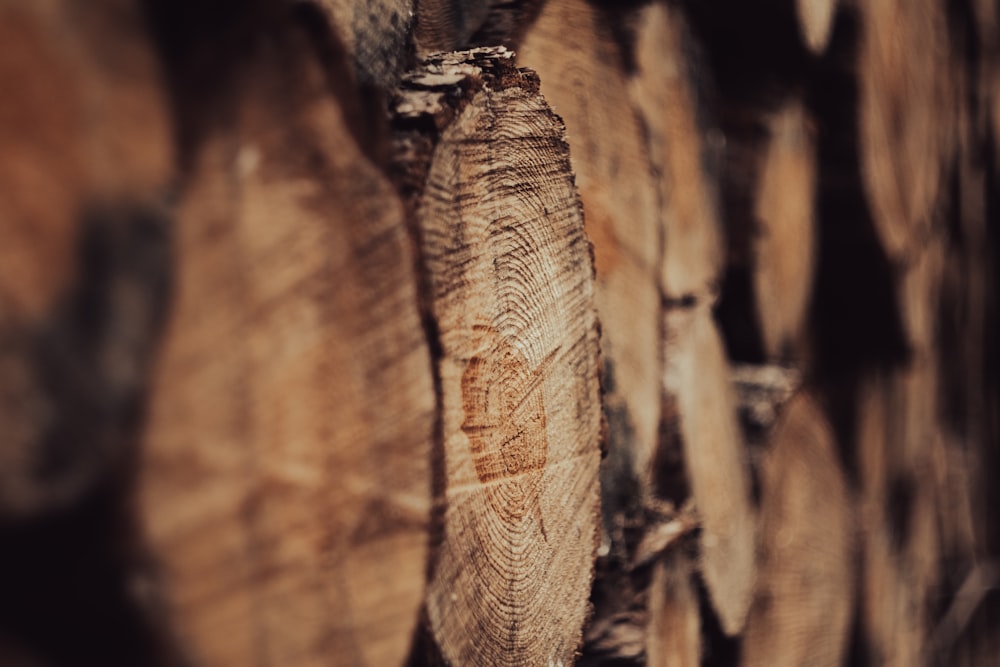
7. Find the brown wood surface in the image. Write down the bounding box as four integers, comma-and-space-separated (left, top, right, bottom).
394, 48, 601, 666
138, 11, 434, 667
741, 391, 853, 667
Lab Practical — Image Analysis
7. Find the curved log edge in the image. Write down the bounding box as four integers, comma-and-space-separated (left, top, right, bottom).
392, 47, 603, 667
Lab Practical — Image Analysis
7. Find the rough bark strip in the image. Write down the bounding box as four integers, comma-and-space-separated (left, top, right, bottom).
629, 0, 723, 302
629, 0, 756, 637
741, 391, 854, 667
139, 11, 434, 667
393, 47, 602, 667
752, 99, 817, 360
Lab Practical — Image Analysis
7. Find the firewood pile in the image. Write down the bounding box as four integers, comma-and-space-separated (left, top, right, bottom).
0, 0, 997, 665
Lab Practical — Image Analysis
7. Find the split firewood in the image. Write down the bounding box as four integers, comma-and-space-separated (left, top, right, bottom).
662, 305, 756, 637
628, 1, 756, 637
752, 100, 817, 360
857, 0, 954, 264
646, 554, 701, 667
741, 392, 854, 667
856, 362, 948, 666
413, 0, 490, 54
629, 1, 723, 301
519, 0, 662, 506
139, 9, 434, 667
392, 47, 602, 666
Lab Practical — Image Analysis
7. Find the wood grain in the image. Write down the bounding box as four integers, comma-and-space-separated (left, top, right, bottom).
741, 392, 854, 667
519, 0, 662, 503
752, 99, 817, 359
394, 48, 602, 666
139, 13, 434, 667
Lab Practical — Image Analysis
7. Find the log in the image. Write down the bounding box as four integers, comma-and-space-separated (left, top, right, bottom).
518, 0, 662, 508
646, 554, 701, 667
629, 1, 723, 302
392, 47, 602, 666
741, 391, 853, 667
857, 0, 954, 264
796, 0, 838, 55
303, 0, 414, 86
752, 99, 817, 360
662, 305, 756, 637
138, 8, 435, 666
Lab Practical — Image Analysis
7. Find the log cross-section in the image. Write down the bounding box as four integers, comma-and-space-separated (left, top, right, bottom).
392, 47, 602, 667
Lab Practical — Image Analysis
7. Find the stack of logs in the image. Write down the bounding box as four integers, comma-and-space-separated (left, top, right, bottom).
0, 0, 997, 665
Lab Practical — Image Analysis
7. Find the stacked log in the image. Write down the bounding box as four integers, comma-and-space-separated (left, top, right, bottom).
0, 0, 998, 665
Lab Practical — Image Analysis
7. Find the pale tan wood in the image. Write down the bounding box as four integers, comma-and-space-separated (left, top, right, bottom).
796, 0, 837, 54
752, 100, 817, 359
395, 48, 602, 666
630, 1, 723, 302
646, 554, 701, 667
519, 0, 662, 499
858, 0, 954, 263
631, 1, 756, 637
663, 305, 756, 637
413, 0, 490, 54
741, 392, 853, 667
139, 17, 434, 667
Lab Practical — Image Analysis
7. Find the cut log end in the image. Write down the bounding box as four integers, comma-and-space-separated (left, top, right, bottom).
394, 47, 602, 666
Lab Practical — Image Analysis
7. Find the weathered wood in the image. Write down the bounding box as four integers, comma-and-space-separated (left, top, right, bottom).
741, 391, 853, 667
139, 10, 434, 667
303, 0, 414, 86
393, 47, 601, 666
662, 305, 756, 637
752, 100, 816, 360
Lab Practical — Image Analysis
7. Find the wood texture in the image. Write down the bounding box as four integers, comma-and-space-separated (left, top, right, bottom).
857, 0, 954, 263
519, 0, 662, 506
138, 12, 434, 667
646, 554, 700, 667
752, 99, 816, 359
393, 48, 601, 666
741, 392, 853, 667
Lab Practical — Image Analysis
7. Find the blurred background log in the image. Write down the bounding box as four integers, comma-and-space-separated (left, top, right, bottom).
0, 0, 998, 665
